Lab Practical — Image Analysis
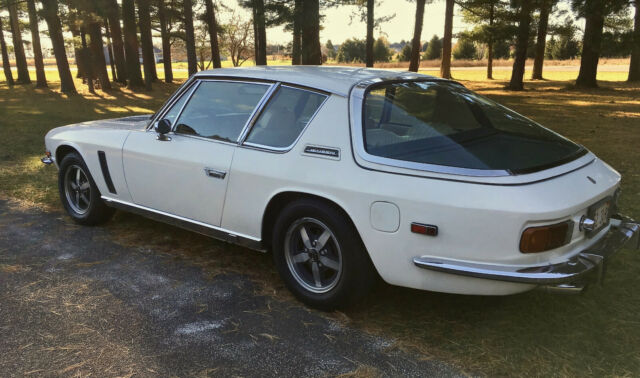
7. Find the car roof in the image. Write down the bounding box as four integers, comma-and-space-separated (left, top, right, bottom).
194, 66, 441, 97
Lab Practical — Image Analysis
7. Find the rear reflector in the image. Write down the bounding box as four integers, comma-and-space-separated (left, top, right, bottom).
411, 223, 438, 237
520, 221, 573, 253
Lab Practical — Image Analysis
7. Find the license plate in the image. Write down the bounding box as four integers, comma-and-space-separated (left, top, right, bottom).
589, 200, 611, 233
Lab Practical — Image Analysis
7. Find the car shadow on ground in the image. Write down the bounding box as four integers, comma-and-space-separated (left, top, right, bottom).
0, 198, 461, 377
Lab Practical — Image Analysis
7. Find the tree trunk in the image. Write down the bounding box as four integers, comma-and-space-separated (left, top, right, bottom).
105, 19, 118, 81
292, 0, 302, 65
532, 0, 551, 80
253, 0, 267, 65
365, 0, 374, 67
440, 0, 454, 78
137, 0, 157, 85
157, 0, 173, 82
408, 0, 426, 72
204, 0, 222, 68
88, 21, 112, 90
122, 0, 144, 87
26, 0, 47, 87
80, 27, 94, 93
507, 1, 533, 90
183, 0, 198, 75
576, 0, 605, 88
105, 0, 127, 84
487, 3, 494, 80
301, 0, 321, 65
68, 11, 85, 79
628, 0, 640, 82
0, 14, 15, 86
7, 1, 31, 84
41, 0, 76, 93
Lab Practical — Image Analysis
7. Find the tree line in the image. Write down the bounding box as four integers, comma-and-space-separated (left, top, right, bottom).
0, 0, 639, 95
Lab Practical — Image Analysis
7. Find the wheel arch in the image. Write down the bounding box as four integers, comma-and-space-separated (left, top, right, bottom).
261, 191, 365, 252
55, 143, 84, 166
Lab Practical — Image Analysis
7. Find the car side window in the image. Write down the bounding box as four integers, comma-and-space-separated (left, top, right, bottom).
245, 86, 327, 149
160, 85, 194, 127
173, 81, 270, 142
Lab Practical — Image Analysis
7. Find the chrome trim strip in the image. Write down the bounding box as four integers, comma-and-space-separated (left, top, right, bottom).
413, 215, 640, 285
237, 82, 281, 143
101, 196, 265, 252
240, 85, 330, 153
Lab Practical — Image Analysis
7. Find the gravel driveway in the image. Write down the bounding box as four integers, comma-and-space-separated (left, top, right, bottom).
0, 198, 460, 377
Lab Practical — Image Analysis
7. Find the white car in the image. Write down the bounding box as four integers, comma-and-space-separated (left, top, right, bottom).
42, 66, 639, 309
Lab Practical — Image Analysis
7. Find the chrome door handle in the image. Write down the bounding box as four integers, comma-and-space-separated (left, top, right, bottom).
204, 167, 226, 179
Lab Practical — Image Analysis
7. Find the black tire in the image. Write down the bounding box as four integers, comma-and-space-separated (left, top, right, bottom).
272, 198, 377, 310
58, 152, 115, 225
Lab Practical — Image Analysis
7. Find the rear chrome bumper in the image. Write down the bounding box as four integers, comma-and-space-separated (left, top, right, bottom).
413, 215, 640, 289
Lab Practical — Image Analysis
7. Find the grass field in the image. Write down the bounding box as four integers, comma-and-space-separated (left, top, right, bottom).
1, 67, 639, 376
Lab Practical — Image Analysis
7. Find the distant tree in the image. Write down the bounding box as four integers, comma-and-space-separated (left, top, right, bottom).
344, 0, 394, 67
459, 0, 515, 80
630, 0, 640, 81
292, 0, 302, 64
325, 39, 336, 59
399, 42, 412, 61
507, 0, 534, 91
452, 37, 477, 59
239, 0, 267, 65
26, 0, 47, 87
204, 0, 222, 68
7, 0, 31, 84
137, 0, 157, 86
220, 12, 254, 67
532, 0, 557, 80
573, 0, 630, 88
104, 0, 127, 84
184, 0, 198, 75
424, 34, 442, 59
87, 19, 112, 90
301, 0, 321, 64
373, 36, 392, 62
41, 0, 76, 93
157, 0, 173, 82
441, 0, 454, 78
122, 0, 144, 87
0, 16, 14, 86
336, 38, 366, 62
409, 0, 427, 72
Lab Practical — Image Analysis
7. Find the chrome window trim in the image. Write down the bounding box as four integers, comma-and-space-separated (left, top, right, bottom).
350, 80, 511, 178
237, 82, 281, 143
169, 79, 275, 143
239, 85, 330, 153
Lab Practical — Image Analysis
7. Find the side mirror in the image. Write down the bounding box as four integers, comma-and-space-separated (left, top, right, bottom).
155, 119, 172, 141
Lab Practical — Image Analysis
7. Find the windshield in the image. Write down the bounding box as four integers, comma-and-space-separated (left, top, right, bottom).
362, 81, 585, 175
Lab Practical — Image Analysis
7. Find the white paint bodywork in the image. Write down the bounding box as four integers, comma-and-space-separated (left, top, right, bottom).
44, 67, 621, 295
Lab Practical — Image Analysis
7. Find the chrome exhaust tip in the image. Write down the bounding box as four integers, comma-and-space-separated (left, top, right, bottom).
537, 282, 587, 294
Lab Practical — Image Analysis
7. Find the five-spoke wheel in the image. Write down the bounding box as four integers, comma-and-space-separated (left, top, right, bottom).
273, 198, 377, 310
64, 164, 91, 215
285, 217, 342, 293
58, 152, 114, 225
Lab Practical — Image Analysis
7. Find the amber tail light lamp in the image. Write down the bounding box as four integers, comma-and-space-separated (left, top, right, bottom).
520, 221, 573, 253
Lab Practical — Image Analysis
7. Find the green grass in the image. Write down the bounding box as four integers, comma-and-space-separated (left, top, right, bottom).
1, 68, 639, 376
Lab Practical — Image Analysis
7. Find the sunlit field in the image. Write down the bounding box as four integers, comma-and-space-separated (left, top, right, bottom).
1, 65, 639, 376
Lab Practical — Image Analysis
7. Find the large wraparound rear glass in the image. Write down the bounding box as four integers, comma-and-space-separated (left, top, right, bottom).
362, 81, 586, 174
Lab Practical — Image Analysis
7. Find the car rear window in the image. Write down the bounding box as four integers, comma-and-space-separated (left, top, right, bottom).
363, 81, 585, 174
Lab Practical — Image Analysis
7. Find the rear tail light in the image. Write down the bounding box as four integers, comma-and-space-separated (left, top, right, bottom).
520, 221, 573, 253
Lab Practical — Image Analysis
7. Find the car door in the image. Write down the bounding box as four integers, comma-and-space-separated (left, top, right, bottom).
122, 79, 272, 227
